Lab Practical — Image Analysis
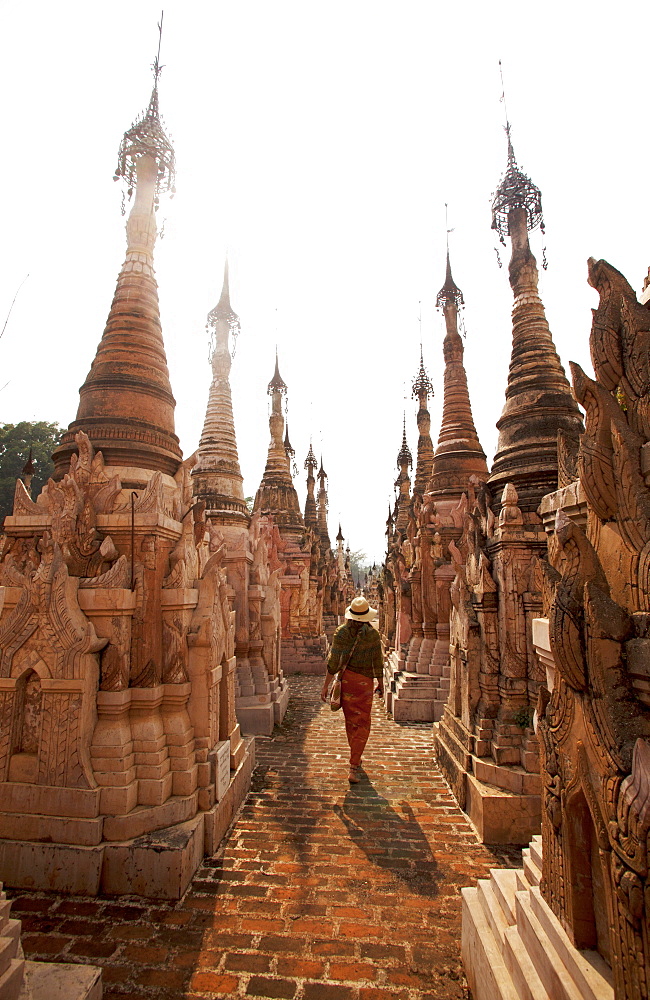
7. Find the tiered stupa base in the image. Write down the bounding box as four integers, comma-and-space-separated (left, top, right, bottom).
434, 710, 541, 845
462, 836, 614, 1000
0, 740, 254, 899
281, 635, 328, 676
236, 670, 289, 735
385, 639, 450, 722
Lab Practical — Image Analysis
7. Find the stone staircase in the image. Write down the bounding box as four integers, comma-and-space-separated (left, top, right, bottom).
462, 836, 614, 1000
0, 882, 102, 1000
390, 668, 449, 722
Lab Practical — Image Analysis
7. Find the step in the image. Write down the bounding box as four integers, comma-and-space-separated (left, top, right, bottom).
515, 890, 584, 1000
0, 921, 21, 976
0, 958, 24, 1000
477, 878, 511, 952
489, 868, 519, 926
522, 849, 541, 887
21, 960, 102, 1000
461, 887, 520, 1000
528, 887, 614, 1000
503, 923, 550, 1000
529, 836, 543, 870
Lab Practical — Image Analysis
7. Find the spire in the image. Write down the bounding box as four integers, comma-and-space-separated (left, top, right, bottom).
411, 343, 434, 496
253, 354, 304, 533
336, 523, 344, 543
304, 442, 318, 529
394, 415, 412, 532
53, 26, 181, 478
429, 245, 488, 496
488, 117, 583, 513
191, 261, 248, 521
316, 455, 330, 548
396, 414, 413, 470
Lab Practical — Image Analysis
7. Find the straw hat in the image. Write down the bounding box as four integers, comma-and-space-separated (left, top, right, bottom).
344, 596, 377, 623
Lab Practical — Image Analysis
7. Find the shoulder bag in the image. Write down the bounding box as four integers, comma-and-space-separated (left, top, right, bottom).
329, 633, 361, 712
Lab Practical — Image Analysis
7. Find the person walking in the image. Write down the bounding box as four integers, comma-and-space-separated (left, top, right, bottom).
321, 596, 384, 783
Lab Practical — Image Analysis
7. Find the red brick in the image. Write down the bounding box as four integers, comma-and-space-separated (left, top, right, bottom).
224, 952, 272, 972
241, 917, 286, 933
21, 934, 71, 956
258, 935, 307, 955
246, 976, 297, 998
68, 938, 119, 959
123, 943, 170, 964
190, 972, 240, 993
303, 984, 356, 1000
338, 922, 383, 939
329, 962, 378, 982
108, 924, 152, 941
276, 958, 324, 978
54, 900, 102, 917
311, 940, 357, 957
134, 967, 186, 988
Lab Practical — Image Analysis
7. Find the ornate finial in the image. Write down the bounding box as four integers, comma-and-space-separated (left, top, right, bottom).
207, 259, 241, 361
336, 523, 344, 542
304, 441, 317, 471
284, 422, 294, 457
396, 413, 413, 469
114, 12, 176, 209
491, 63, 544, 242
268, 349, 288, 396
22, 446, 34, 477
437, 209, 464, 310
412, 342, 434, 400
318, 456, 327, 481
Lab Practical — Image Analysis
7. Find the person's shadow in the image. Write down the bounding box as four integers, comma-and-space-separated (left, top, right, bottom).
333, 778, 440, 898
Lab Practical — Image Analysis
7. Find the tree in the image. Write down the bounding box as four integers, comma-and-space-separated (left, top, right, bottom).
0, 421, 64, 522
348, 548, 370, 588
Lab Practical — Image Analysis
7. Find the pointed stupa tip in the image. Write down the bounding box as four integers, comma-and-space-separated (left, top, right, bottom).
396, 414, 413, 469
491, 122, 544, 241
22, 447, 34, 477
318, 456, 327, 480
304, 442, 317, 471
207, 258, 240, 331
436, 248, 464, 310
268, 350, 288, 396
113, 18, 176, 205
284, 421, 295, 457
336, 523, 344, 542
412, 342, 434, 399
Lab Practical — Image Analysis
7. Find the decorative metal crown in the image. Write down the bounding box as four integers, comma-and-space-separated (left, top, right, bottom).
436, 250, 464, 311
318, 458, 328, 482
412, 345, 434, 399
491, 127, 544, 242
396, 417, 413, 469
336, 524, 344, 542
114, 82, 176, 209
206, 262, 240, 360
304, 443, 317, 472
268, 353, 288, 396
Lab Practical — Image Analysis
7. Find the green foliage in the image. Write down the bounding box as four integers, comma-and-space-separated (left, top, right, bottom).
0, 421, 64, 521
349, 547, 369, 588
513, 706, 534, 730
245, 496, 255, 513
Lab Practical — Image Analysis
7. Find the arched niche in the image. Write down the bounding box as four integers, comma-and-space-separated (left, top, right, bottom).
8, 666, 44, 783
564, 785, 612, 966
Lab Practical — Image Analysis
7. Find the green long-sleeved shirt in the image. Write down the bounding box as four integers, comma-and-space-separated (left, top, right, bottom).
327, 622, 383, 679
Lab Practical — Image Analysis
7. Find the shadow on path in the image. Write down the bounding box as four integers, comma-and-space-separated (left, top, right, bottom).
333, 778, 441, 897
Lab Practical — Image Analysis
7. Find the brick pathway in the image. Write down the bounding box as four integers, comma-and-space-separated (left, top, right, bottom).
10, 676, 521, 1000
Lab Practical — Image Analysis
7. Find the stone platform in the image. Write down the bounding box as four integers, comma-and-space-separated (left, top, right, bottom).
434, 710, 541, 845
10, 676, 523, 998
385, 647, 450, 723
0, 739, 254, 900
236, 674, 290, 736
462, 836, 614, 1000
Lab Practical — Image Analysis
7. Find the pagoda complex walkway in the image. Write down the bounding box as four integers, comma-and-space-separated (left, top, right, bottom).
9, 678, 521, 1000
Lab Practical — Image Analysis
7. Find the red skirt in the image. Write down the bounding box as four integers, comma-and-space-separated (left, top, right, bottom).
341, 669, 374, 767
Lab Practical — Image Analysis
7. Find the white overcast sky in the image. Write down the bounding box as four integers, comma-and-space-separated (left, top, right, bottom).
0, 1, 647, 565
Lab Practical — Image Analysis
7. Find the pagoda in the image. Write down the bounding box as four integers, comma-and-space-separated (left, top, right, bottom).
0, 40, 252, 898
192, 266, 287, 735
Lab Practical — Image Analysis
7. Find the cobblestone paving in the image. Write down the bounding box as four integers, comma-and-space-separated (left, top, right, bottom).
10, 676, 521, 1000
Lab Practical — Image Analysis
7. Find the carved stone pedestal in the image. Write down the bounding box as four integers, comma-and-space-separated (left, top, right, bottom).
434, 710, 541, 845
462, 837, 614, 1000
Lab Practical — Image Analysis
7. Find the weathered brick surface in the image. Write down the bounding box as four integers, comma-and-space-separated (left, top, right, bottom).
9, 677, 521, 999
